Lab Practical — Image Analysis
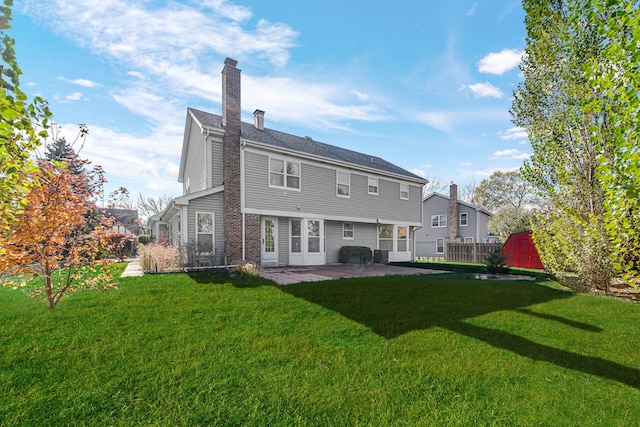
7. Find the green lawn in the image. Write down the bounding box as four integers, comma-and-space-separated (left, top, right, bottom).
1, 268, 639, 426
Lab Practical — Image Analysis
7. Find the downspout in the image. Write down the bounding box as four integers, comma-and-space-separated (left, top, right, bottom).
240, 140, 246, 261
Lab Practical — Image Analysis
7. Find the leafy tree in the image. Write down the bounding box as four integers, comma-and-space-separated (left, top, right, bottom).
0, 160, 117, 309
475, 170, 537, 212
587, 0, 640, 283
487, 206, 536, 242
512, 0, 614, 289
0, 0, 51, 238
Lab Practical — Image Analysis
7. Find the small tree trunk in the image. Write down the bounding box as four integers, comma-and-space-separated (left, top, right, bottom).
44, 261, 56, 309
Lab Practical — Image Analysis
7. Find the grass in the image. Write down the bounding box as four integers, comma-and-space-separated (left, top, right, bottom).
1, 267, 639, 426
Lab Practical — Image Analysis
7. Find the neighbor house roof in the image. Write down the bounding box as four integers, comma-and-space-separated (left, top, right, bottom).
188, 108, 425, 183
423, 192, 492, 216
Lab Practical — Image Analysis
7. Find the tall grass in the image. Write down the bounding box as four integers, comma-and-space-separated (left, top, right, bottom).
1, 271, 638, 425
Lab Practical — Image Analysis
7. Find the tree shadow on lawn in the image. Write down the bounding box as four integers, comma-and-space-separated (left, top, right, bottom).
282, 275, 640, 389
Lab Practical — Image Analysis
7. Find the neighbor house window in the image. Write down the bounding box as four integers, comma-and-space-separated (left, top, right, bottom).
464, 237, 474, 243
343, 222, 354, 239
436, 238, 445, 254
368, 177, 378, 195
196, 212, 214, 253
337, 171, 350, 197
431, 214, 447, 228
460, 212, 468, 226
400, 183, 409, 200
270, 157, 300, 189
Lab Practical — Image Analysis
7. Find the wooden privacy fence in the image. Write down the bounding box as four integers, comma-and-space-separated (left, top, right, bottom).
446, 242, 499, 264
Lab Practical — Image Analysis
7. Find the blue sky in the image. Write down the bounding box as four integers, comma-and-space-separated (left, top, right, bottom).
11, 0, 528, 200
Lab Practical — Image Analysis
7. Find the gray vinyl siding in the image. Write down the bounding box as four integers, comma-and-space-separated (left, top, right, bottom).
277, 217, 289, 265
168, 215, 181, 247
325, 221, 377, 263
186, 193, 224, 265
210, 135, 224, 188
183, 120, 208, 194
416, 194, 493, 258
244, 150, 421, 224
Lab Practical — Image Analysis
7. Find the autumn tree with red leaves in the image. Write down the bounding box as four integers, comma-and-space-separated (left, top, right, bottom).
0, 160, 118, 308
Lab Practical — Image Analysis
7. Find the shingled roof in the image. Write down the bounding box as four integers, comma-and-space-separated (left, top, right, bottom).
189, 108, 424, 182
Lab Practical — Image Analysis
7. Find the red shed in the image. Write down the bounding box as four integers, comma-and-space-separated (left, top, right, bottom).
502, 231, 544, 269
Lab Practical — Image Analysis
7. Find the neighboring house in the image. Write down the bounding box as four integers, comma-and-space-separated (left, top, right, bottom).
415, 184, 495, 259
149, 58, 426, 266
103, 208, 141, 237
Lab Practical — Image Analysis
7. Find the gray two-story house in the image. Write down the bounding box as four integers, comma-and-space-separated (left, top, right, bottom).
415, 184, 495, 259
149, 58, 426, 266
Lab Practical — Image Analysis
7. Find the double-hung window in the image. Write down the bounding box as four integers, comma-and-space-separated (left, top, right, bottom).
343, 222, 354, 240
196, 212, 214, 253
368, 177, 378, 195
270, 157, 300, 189
431, 214, 447, 228
436, 238, 445, 254
460, 212, 468, 226
400, 183, 409, 200
337, 171, 350, 197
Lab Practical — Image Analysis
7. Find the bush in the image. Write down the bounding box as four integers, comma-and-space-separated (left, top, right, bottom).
484, 244, 510, 275
139, 241, 181, 273
138, 235, 153, 245
109, 234, 133, 261
339, 246, 373, 264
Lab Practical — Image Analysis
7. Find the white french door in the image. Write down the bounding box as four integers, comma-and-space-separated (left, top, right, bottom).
289, 218, 325, 265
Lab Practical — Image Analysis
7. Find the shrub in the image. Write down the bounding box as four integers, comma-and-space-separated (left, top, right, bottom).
109, 234, 133, 261
231, 260, 260, 277
139, 241, 181, 273
137, 235, 153, 245
339, 246, 373, 264
484, 244, 510, 275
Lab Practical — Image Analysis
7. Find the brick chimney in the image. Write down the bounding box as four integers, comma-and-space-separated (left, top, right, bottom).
448, 183, 461, 242
222, 58, 242, 262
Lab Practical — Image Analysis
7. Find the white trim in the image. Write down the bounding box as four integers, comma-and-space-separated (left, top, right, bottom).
342, 222, 354, 240
336, 170, 350, 198
436, 237, 445, 254
181, 205, 188, 246
400, 183, 409, 200
242, 207, 422, 227
431, 214, 447, 228
460, 212, 468, 227
195, 211, 215, 254
268, 155, 301, 191
367, 176, 379, 195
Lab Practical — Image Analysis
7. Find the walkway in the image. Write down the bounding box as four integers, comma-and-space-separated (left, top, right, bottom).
121, 259, 144, 277
259, 264, 446, 285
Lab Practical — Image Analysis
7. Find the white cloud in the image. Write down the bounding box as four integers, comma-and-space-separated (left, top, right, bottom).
414, 109, 509, 134
60, 77, 100, 87
478, 49, 523, 75
490, 149, 530, 160
467, 82, 503, 98
409, 168, 427, 178
499, 126, 528, 140
65, 92, 83, 101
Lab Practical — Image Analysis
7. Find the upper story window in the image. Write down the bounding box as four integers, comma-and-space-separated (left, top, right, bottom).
460, 212, 468, 226
432, 214, 447, 228
337, 171, 350, 197
269, 157, 300, 190
342, 222, 354, 240
368, 177, 379, 195
400, 183, 409, 200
